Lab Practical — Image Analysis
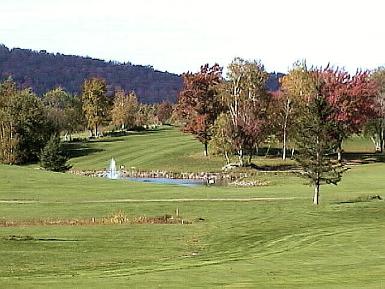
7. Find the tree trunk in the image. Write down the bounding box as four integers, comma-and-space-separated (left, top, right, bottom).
238, 149, 244, 166
282, 116, 288, 160
265, 144, 271, 157
337, 140, 343, 162
313, 182, 320, 205
95, 124, 98, 138
291, 147, 295, 159
224, 151, 230, 165
381, 121, 384, 153
204, 142, 208, 157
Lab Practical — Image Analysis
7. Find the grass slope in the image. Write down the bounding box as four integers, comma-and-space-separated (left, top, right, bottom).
66, 127, 224, 172
66, 126, 302, 172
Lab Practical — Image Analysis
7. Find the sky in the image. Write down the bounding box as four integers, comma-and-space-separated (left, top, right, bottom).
1, 0, 384, 74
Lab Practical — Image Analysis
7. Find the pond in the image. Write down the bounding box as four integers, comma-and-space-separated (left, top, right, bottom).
125, 177, 206, 187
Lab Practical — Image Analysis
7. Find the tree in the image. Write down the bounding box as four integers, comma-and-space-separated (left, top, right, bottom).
278, 61, 316, 160
0, 77, 18, 163
220, 58, 271, 166
111, 89, 138, 130
318, 68, 377, 161
43, 87, 85, 139
368, 67, 385, 152
176, 64, 222, 156
14, 89, 53, 163
40, 134, 71, 172
156, 101, 173, 124
0, 78, 53, 164
295, 78, 346, 205
62, 95, 85, 140
209, 113, 233, 164
135, 103, 157, 128
81, 77, 108, 137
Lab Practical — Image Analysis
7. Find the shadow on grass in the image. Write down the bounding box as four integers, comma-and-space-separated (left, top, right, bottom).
63, 142, 104, 158
342, 152, 385, 164
335, 194, 383, 204
4, 235, 80, 242
247, 163, 298, 171
89, 128, 166, 143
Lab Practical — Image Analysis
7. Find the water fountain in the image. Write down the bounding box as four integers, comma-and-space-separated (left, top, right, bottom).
107, 158, 119, 179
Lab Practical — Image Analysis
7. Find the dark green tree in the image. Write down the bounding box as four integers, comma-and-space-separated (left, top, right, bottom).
40, 135, 71, 172
295, 83, 346, 205
0, 78, 53, 164
43, 87, 85, 139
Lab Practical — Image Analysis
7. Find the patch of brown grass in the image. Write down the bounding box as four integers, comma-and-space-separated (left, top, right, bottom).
0, 211, 192, 227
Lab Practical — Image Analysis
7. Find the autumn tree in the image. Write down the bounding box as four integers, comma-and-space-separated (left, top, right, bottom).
318, 68, 377, 161
156, 101, 173, 124
277, 61, 316, 160
81, 77, 108, 137
220, 58, 271, 166
111, 89, 138, 130
295, 77, 346, 205
176, 64, 222, 156
209, 113, 233, 164
0, 77, 18, 163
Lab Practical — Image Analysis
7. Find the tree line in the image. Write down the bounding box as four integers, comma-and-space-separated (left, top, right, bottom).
0, 76, 174, 168
176, 59, 385, 204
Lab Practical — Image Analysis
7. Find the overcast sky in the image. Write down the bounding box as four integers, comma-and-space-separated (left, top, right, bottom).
1, 0, 384, 74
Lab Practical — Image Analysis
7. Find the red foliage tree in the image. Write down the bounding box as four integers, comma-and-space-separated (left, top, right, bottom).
176, 64, 223, 156
316, 68, 378, 160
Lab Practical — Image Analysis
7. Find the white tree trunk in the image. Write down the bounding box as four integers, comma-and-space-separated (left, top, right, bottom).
337, 151, 342, 162
238, 149, 244, 166
282, 129, 287, 160
313, 183, 320, 205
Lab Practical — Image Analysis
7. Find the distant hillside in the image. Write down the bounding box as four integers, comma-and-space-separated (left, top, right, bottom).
0, 44, 182, 103
0, 44, 281, 103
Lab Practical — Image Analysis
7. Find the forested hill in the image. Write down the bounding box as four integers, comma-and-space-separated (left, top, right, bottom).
0, 44, 182, 103
0, 44, 282, 103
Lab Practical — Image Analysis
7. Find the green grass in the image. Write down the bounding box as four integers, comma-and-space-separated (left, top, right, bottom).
2, 128, 385, 288
66, 126, 301, 172
2, 165, 385, 288
66, 127, 226, 172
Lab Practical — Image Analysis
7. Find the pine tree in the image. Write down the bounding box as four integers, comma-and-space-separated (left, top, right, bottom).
295, 89, 346, 205
40, 135, 71, 172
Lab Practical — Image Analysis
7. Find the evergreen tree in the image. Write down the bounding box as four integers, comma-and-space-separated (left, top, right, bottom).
295, 85, 346, 205
40, 135, 71, 172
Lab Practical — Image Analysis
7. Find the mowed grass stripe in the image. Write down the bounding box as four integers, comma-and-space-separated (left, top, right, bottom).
69, 129, 201, 170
